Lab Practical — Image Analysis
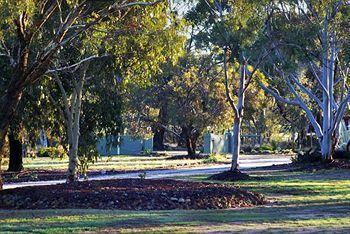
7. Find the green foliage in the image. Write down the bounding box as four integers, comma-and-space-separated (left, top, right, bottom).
258, 145, 274, 152
138, 171, 147, 180
37, 147, 67, 159
141, 149, 153, 156
203, 153, 226, 164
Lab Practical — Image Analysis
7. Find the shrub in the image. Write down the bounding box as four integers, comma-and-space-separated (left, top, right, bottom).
259, 145, 274, 152
203, 153, 225, 164
260, 150, 274, 154
37, 147, 67, 159
292, 148, 322, 164
242, 146, 253, 153
281, 149, 295, 154
140, 149, 152, 156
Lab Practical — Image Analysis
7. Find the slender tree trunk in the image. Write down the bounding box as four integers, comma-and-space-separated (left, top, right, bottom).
321, 131, 333, 161
231, 117, 242, 170
66, 78, 84, 183
153, 128, 166, 150
8, 132, 23, 172
153, 104, 168, 150
230, 64, 246, 171
185, 137, 197, 157
320, 17, 333, 161
181, 126, 197, 157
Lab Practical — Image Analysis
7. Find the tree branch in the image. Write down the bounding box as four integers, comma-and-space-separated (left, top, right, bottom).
46, 54, 110, 74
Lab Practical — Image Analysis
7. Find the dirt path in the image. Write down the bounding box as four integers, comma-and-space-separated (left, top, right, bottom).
3, 155, 292, 190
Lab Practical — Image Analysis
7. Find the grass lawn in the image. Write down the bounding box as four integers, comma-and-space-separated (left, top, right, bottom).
1, 154, 228, 172
0, 168, 349, 233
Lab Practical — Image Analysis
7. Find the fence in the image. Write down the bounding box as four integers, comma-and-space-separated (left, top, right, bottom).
203, 132, 260, 154
97, 135, 153, 156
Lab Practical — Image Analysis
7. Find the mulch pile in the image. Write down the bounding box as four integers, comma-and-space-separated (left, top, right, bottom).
208, 170, 262, 181
0, 179, 266, 210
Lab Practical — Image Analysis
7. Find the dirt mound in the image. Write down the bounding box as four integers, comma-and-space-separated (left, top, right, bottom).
208, 170, 260, 181
0, 179, 266, 210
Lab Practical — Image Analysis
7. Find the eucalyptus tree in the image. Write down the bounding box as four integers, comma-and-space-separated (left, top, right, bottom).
0, 0, 164, 189
186, 0, 269, 170
48, 54, 121, 182
129, 54, 232, 157
259, 0, 350, 160
45, 2, 185, 182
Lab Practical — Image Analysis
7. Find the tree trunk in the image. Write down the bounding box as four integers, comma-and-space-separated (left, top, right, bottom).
66, 78, 84, 183
153, 103, 168, 150
67, 141, 79, 182
186, 137, 197, 157
0, 84, 24, 190
230, 65, 246, 171
153, 127, 166, 150
231, 117, 242, 171
321, 131, 333, 161
8, 132, 23, 172
181, 126, 197, 157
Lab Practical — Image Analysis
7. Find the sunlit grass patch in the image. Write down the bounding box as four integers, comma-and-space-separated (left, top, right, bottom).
0, 168, 349, 233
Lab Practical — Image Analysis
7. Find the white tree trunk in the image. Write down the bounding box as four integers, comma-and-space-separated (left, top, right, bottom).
231, 116, 242, 170
54, 73, 85, 183
67, 78, 84, 182
259, 6, 350, 161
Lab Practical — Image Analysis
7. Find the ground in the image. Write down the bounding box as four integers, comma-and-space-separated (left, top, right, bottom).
2, 153, 212, 171
2, 154, 291, 185
0, 166, 349, 233
1, 153, 224, 183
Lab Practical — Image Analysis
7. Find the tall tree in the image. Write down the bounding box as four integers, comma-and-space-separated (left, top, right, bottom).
129, 54, 232, 157
186, 0, 268, 170
259, 0, 350, 160
0, 0, 162, 189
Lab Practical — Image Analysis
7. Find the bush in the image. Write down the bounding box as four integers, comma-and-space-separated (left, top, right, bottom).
281, 149, 295, 154
333, 150, 350, 159
241, 146, 253, 153
292, 148, 322, 164
140, 149, 152, 156
203, 153, 225, 164
259, 145, 274, 151
37, 147, 67, 159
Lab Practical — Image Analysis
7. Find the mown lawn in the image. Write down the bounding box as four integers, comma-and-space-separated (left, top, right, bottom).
0, 169, 349, 233
1, 154, 227, 172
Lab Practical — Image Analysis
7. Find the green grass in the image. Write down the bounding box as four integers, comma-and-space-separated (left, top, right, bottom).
2, 154, 226, 172
0, 169, 350, 233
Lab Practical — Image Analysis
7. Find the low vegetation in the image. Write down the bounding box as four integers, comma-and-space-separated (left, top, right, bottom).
0, 169, 349, 233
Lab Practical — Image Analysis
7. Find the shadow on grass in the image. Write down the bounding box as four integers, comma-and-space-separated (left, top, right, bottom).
0, 168, 350, 233
1, 202, 350, 233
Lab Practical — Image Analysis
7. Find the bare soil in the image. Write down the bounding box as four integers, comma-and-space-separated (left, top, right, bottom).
0, 179, 267, 210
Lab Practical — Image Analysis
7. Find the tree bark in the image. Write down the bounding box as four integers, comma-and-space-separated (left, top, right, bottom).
0, 84, 24, 189
8, 132, 23, 172
231, 117, 242, 170
230, 65, 246, 171
66, 77, 84, 183
153, 127, 166, 150
153, 104, 168, 150
181, 126, 197, 157
185, 137, 197, 157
